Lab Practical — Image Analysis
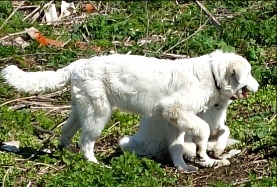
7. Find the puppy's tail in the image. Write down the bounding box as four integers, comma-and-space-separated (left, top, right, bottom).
226, 138, 240, 147
119, 136, 146, 156
1, 59, 86, 94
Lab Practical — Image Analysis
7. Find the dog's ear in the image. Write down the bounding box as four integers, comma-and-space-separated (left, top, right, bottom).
230, 61, 243, 83
230, 60, 248, 84
211, 60, 228, 88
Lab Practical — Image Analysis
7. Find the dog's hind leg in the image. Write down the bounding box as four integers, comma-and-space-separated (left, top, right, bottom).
59, 103, 80, 148
76, 92, 112, 163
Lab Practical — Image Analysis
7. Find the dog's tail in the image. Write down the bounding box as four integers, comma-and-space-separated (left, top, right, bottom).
1, 59, 87, 94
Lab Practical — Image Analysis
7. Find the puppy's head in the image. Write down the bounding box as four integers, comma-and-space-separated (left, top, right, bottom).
211, 50, 259, 100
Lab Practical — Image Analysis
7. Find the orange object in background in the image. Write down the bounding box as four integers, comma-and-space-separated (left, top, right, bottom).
85, 4, 95, 13
34, 31, 64, 47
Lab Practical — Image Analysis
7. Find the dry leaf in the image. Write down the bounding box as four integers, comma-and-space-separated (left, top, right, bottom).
34, 32, 64, 47
91, 46, 101, 53
85, 4, 95, 13
25, 27, 40, 39
34, 32, 48, 46
75, 41, 87, 50
14, 37, 30, 48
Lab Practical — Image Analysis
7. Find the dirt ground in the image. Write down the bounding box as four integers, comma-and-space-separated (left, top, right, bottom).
94, 133, 276, 186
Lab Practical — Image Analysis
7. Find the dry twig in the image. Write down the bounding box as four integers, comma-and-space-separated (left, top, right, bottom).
34, 162, 60, 171
22, 5, 41, 21
0, 96, 38, 107
2, 167, 12, 187
0, 30, 27, 41
232, 176, 266, 185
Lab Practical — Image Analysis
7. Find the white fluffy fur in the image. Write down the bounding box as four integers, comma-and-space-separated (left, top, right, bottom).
1, 50, 259, 172
119, 99, 237, 171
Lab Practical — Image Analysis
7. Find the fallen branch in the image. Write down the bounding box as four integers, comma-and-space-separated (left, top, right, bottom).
0, 96, 38, 107
0, 89, 69, 107
195, 0, 221, 31
30, 105, 71, 109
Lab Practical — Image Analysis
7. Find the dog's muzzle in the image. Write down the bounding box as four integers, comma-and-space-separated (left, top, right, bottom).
230, 86, 249, 100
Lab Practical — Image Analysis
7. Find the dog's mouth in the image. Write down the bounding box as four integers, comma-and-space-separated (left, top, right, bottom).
230, 86, 249, 100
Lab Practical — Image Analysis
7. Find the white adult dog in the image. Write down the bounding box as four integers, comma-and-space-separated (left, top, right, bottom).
1, 50, 259, 172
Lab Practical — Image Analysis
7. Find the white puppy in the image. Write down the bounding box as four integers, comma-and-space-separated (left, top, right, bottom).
1, 50, 259, 172
119, 99, 239, 171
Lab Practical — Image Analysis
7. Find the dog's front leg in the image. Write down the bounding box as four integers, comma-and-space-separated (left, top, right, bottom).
166, 125, 198, 172
173, 112, 229, 168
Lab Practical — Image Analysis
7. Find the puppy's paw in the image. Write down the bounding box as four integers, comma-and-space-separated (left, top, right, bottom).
216, 159, 230, 167
183, 152, 196, 162
211, 147, 225, 158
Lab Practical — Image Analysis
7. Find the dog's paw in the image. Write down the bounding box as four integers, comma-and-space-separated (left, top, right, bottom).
195, 158, 218, 168
177, 165, 198, 173
196, 158, 230, 168
195, 159, 213, 168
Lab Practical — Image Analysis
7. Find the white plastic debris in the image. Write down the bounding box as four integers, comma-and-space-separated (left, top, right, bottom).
42, 148, 52, 153
1, 141, 20, 153
60, 1, 76, 18
45, 3, 59, 24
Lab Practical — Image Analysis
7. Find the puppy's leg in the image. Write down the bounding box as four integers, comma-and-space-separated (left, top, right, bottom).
210, 125, 230, 158
182, 133, 197, 161
120, 117, 167, 156
119, 136, 143, 155
60, 103, 80, 148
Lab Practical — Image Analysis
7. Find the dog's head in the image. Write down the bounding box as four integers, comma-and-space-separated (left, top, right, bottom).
210, 50, 259, 100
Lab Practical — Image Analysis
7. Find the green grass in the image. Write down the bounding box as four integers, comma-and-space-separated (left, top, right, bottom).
0, 1, 276, 186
